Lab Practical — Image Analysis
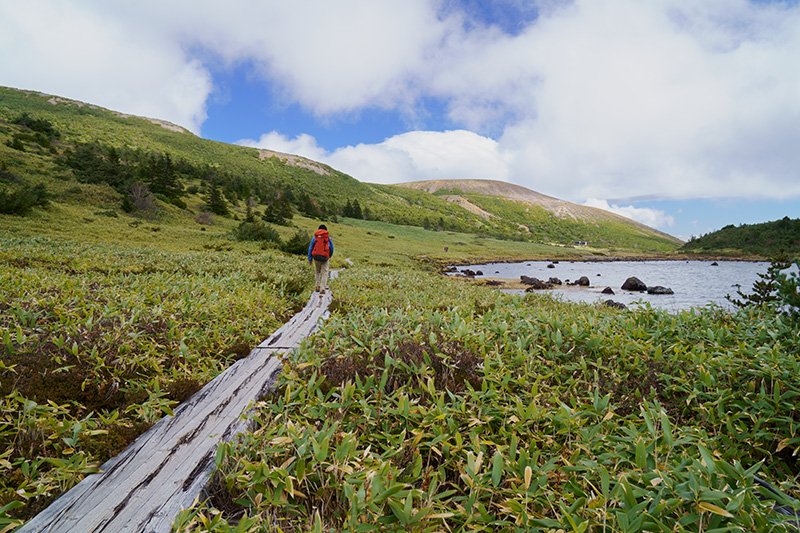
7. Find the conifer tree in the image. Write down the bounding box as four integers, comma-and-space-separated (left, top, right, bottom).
204, 180, 229, 216
727, 252, 792, 308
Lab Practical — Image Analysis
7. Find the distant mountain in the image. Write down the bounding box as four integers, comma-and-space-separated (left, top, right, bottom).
397, 179, 683, 250
1, 86, 680, 252
680, 217, 800, 258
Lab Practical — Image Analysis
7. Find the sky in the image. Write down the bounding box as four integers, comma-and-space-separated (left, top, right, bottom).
2, 0, 800, 241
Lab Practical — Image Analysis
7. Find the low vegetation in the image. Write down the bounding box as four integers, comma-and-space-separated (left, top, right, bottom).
174, 265, 800, 532
0, 236, 310, 525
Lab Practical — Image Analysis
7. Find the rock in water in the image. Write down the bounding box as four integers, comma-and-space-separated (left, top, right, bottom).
647, 286, 674, 295
621, 277, 647, 291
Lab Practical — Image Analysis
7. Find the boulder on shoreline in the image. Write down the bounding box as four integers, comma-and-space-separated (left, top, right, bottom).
603, 300, 627, 310
602, 287, 615, 295
522, 276, 554, 290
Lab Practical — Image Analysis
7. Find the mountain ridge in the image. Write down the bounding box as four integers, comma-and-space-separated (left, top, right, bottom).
397, 179, 682, 245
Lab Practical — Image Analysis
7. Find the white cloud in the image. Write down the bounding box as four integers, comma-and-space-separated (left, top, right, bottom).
583, 198, 675, 230
173, 0, 452, 115
237, 132, 328, 162
490, 0, 800, 203
0, 1, 212, 133
238, 129, 509, 184
3, 0, 800, 211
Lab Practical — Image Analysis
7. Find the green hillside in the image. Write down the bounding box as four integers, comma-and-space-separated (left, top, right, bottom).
0, 86, 680, 254
681, 217, 800, 258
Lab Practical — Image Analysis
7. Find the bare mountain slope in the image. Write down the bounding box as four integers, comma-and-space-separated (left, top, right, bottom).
397, 179, 682, 244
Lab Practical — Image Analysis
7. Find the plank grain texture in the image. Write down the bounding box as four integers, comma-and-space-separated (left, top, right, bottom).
20, 291, 332, 533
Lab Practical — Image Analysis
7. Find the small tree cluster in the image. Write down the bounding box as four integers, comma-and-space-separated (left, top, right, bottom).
342, 199, 363, 219
140, 152, 182, 198
280, 230, 310, 256
295, 191, 323, 219
12, 113, 60, 138
262, 194, 293, 225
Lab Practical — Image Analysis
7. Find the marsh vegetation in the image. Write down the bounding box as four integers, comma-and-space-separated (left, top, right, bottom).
175, 266, 800, 532
1, 86, 799, 531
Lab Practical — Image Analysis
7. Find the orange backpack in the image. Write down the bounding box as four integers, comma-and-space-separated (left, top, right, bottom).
311, 229, 330, 261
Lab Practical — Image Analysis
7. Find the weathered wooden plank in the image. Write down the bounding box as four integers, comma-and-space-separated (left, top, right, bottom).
20, 291, 332, 533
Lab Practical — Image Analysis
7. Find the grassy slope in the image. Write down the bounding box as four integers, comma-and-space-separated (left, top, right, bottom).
1, 85, 681, 255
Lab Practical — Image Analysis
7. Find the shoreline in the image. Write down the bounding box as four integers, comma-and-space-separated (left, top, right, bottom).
438, 254, 768, 270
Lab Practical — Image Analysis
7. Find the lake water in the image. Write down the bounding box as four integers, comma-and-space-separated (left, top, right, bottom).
452, 260, 797, 312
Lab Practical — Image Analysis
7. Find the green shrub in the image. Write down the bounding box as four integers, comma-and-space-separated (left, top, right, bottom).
232, 220, 282, 243
12, 112, 60, 138
5, 136, 25, 151
154, 193, 170, 204
0, 183, 49, 215
0, 164, 20, 184
170, 197, 187, 209
280, 230, 309, 256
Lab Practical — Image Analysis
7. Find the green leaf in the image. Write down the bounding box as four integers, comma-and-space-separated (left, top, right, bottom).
635, 438, 647, 470
697, 444, 716, 474
491, 451, 503, 487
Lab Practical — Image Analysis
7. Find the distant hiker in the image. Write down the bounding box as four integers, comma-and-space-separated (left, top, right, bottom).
308, 224, 334, 293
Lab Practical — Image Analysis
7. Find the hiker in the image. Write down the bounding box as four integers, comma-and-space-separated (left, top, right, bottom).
308, 224, 334, 293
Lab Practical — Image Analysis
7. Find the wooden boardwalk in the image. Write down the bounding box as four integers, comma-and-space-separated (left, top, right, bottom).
20, 291, 332, 533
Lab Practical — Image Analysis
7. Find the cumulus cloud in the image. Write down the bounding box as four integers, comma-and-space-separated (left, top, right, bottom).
490, 0, 800, 203
238, 129, 510, 184
0, 1, 212, 133
231, 0, 800, 206
237, 132, 329, 162
583, 198, 675, 230
3, 0, 800, 212
167, 0, 452, 115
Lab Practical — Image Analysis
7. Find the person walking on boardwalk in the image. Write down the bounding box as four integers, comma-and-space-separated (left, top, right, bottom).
308, 224, 334, 293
